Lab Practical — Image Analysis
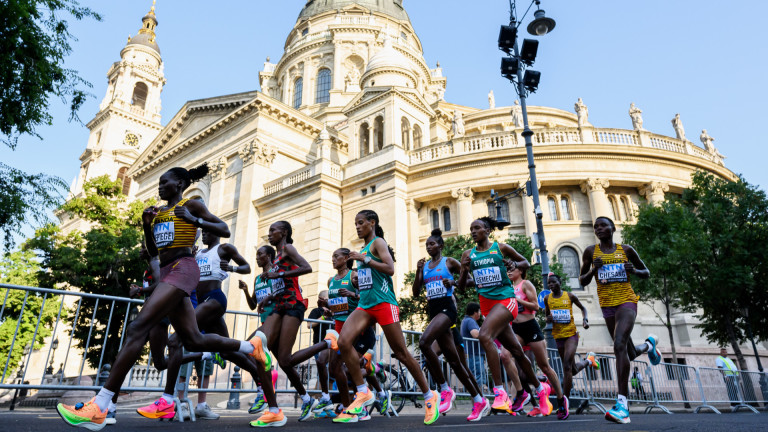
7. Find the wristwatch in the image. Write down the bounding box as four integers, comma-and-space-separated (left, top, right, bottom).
363, 256, 372, 265
195, 217, 204, 227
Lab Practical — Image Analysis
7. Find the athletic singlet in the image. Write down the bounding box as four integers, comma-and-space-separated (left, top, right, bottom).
196, 244, 229, 282
593, 244, 639, 307
513, 280, 536, 315
152, 199, 197, 252
469, 242, 514, 300
253, 274, 274, 319
328, 271, 358, 321
546, 292, 577, 339
270, 252, 304, 305
422, 257, 454, 300
357, 237, 398, 309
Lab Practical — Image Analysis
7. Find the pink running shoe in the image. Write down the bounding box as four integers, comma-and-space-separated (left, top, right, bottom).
510, 390, 530, 412
527, 406, 543, 417
466, 398, 490, 422
136, 397, 175, 419
439, 388, 456, 414
491, 387, 511, 411
537, 383, 553, 416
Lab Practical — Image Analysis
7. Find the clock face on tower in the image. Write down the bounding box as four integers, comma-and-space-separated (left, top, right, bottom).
124, 133, 139, 147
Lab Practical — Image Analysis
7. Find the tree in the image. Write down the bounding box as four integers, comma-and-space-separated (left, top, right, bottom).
25, 176, 152, 368
0, 250, 59, 379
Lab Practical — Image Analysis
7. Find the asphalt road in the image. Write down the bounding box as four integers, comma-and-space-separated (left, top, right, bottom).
0, 407, 765, 432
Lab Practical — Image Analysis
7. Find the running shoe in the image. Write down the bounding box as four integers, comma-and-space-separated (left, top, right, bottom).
466, 398, 490, 422
136, 397, 175, 420
250, 409, 287, 427
212, 352, 226, 369
536, 383, 553, 416
313, 397, 333, 414
586, 352, 600, 370
105, 410, 116, 425
248, 331, 272, 371
645, 334, 661, 366
195, 404, 220, 420
377, 390, 392, 415
556, 396, 569, 420
332, 404, 358, 423
510, 390, 530, 412
439, 387, 456, 414
491, 387, 511, 411
424, 391, 440, 425
363, 349, 375, 376
324, 330, 339, 351
314, 408, 338, 419
605, 403, 630, 424
249, 393, 267, 414
358, 408, 371, 421
57, 398, 108, 431
298, 398, 319, 422
340, 390, 374, 416
527, 407, 543, 417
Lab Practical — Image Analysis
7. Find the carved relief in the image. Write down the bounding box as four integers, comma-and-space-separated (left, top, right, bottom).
451, 187, 474, 201
210, 157, 228, 181
240, 138, 277, 167
580, 178, 610, 194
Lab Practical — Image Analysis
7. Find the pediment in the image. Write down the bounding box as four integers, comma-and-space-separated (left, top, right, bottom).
342, 87, 435, 117
340, 4, 372, 14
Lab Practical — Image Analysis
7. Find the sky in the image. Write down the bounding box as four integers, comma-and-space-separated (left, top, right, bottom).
2, 0, 767, 242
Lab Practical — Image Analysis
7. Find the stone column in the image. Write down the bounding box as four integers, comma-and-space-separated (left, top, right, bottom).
208, 157, 228, 216
451, 187, 474, 235
580, 178, 612, 221
406, 199, 421, 266
638, 181, 669, 206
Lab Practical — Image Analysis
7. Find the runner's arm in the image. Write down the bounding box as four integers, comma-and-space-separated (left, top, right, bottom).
281, 244, 313, 278
519, 281, 539, 312
499, 243, 530, 271
179, 199, 230, 238
622, 245, 650, 279
570, 292, 589, 328
579, 246, 595, 286
219, 243, 251, 274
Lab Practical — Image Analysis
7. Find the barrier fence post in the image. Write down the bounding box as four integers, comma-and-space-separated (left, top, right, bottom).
693, 367, 720, 414
227, 366, 241, 409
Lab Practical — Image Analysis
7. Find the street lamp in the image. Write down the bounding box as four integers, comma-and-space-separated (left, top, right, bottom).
47, 338, 59, 375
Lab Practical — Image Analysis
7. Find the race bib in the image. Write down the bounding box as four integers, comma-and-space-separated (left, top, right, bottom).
197, 257, 211, 277
271, 277, 285, 294
552, 309, 571, 324
597, 263, 627, 284
425, 280, 447, 299
153, 221, 175, 248
328, 296, 349, 315
358, 268, 373, 291
472, 267, 502, 287
255, 280, 272, 303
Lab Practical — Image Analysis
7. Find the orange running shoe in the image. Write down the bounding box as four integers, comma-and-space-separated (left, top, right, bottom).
248, 331, 272, 371
324, 330, 339, 351
57, 397, 108, 430
424, 391, 440, 425
250, 409, 287, 427
363, 350, 375, 376
136, 397, 175, 419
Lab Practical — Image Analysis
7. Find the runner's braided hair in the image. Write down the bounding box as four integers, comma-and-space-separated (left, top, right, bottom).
275, 221, 294, 244
429, 228, 444, 247
477, 216, 499, 231
357, 210, 396, 262
167, 163, 209, 191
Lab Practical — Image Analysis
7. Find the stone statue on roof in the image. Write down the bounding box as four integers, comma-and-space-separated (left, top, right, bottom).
672, 113, 686, 141
629, 103, 643, 130
575, 98, 589, 127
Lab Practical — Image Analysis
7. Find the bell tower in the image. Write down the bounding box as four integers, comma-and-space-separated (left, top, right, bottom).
71, 1, 165, 198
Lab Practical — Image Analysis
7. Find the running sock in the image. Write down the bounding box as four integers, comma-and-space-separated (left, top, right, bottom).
424, 390, 435, 400
161, 393, 174, 404
108, 401, 117, 413
268, 406, 280, 414
473, 394, 484, 403
644, 341, 653, 352
377, 391, 387, 399
322, 392, 330, 400
535, 384, 545, 394
197, 402, 208, 409
239, 340, 254, 354
256, 386, 263, 393
94, 388, 115, 411
300, 394, 311, 404
356, 384, 369, 394
325, 339, 332, 348
493, 385, 504, 393
440, 382, 450, 392
201, 352, 212, 361
617, 395, 628, 409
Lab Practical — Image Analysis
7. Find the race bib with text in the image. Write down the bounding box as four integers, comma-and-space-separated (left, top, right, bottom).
597, 263, 627, 284
551, 309, 571, 324
358, 268, 373, 291
472, 267, 502, 287
328, 297, 349, 315
153, 221, 175, 248
426, 280, 448, 299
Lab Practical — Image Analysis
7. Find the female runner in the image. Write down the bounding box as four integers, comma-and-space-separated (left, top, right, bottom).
56, 164, 274, 430
413, 229, 488, 421
579, 216, 660, 424
457, 217, 552, 416
333, 210, 440, 425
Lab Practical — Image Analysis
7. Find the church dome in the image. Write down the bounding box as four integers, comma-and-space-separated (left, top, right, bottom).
364, 38, 403, 73
127, 33, 160, 54
361, 38, 416, 88
126, 2, 160, 54
298, 0, 411, 22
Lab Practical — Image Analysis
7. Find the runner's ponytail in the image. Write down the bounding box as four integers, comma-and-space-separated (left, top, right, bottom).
358, 210, 396, 262
167, 163, 209, 191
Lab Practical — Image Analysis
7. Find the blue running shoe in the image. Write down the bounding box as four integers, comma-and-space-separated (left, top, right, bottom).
313, 397, 333, 414
605, 403, 630, 424
212, 353, 226, 369
299, 398, 319, 422
645, 334, 661, 366
248, 393, 267, 414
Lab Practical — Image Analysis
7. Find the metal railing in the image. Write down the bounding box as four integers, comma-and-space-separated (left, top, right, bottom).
0, 283, 765, 416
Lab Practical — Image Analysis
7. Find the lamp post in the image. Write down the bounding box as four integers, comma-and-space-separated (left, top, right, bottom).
47, 338, 59, 375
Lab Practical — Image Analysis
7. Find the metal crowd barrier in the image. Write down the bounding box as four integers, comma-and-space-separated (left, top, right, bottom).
0, 283, 765, 416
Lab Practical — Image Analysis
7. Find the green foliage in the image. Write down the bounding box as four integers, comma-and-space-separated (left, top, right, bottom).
0, 163, 66, 251
0, 0, 101, 148
399, 232, 566, 328
0, 250, 59, 378
24, 176, 153, 368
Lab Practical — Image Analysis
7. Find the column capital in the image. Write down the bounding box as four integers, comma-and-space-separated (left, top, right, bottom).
451, 187, 474, 201
580, 178, 610, 194
209, 157, 227, 181
638, 181, 669, 197
405, 198, 421, 212
240, 138, 277, 167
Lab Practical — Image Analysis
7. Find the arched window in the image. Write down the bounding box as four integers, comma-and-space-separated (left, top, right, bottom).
431, 209, 440, 230
557, 246, 581, 288
293, 77, 303, 109
130, 82, 148, 109
117, 167, 131, 196
548, 196, 559, 221
608, 195, 620, 221
442, 207, 452, 231
374, 116, 384, 150
487, 199, 510, 223
412, 124, 423, 149
560, 196, 572, 220
621, 196, 633, 221
359, 123, 370, 157
315, 69, 331, 104
401, 117, 410, 150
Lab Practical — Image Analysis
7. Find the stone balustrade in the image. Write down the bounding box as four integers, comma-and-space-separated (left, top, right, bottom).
286, 30, 332, 53
263, 160, 343, 196
334, 15, 376, 25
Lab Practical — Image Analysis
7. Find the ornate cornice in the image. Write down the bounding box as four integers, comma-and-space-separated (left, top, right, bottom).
580, 178, 610, 194
451, 187, 474, 202
210, 157, 227, 181
239, 138, 277, 167
638, 181, 669, 197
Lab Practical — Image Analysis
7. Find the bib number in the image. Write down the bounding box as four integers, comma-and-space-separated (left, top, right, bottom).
551, 309, 571, 324
472, 267, 502, 287
271, 277, 285, 294
358, 268, 373, 291
328, 297, 349, 315
255, 284, 272, 303
597, 263, 627, 284
153, 221, 175, 248
425, 280, 447, 299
